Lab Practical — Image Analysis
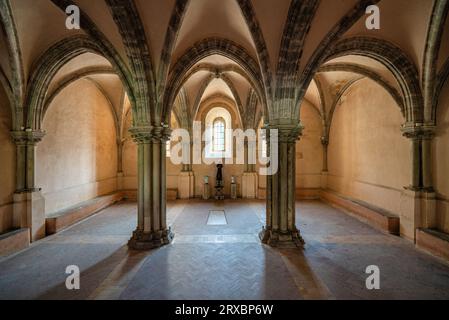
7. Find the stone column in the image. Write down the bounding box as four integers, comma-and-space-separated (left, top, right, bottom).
242, 139, 258, 199
400, 125, 437, 240
178, 141, 195, 199
320, 135, 329, 189
11, 130, 46, 241
128, 126, 174, 250
117, 139, 124, 190
260, 125, 304, 247
405, 132, 422, 191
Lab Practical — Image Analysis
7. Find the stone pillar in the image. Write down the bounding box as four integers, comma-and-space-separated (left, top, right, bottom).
260, 125, 304, 247
320, 136, 329, 189
320, 136, 329, 173
11, 130, 46, 241
178, 142, 195, 199
402, 128, 423, 191
242, 140, 258, 199
128, 126, 174, 250
400, 125, 437, 241
117, 139, 124, 190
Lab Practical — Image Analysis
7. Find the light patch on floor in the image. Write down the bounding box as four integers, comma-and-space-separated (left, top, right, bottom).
207, 210, 227, 225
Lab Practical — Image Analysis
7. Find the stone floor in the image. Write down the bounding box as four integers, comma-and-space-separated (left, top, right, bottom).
1, 200, 449, 300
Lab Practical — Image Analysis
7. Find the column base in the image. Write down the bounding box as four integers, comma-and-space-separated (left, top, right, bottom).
128, 228, 174, 250
259, 227, 305, 248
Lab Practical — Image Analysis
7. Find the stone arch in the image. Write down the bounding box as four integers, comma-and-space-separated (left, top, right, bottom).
43, 66, 116, 116
0, 0, 24, 125
164, 37, 266, 124
322, 37, 424, 125
195, 94, 244, 130
435, 58, 449, 120
25, 35, 134, 130
236, 0, 273, 101
318, 63, 405, 114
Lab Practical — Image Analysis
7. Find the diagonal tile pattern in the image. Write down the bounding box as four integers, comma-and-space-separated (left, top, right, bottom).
0, 200, 449, 300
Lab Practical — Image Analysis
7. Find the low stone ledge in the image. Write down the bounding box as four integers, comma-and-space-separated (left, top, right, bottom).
0, 228, 30, 257
416, 228, 449, 261
296, 188, 321, 200
320, 189, 400, 235
167, 189, 178, 201
45, 192, 124, 235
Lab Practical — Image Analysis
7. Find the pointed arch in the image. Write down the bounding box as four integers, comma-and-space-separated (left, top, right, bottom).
25, 35, 133, 130
0, 0, 24, 129
318, 63, 405, 113
43, 66, 116, 115
423, 0, 449, 123
297, 0, 381, 120
157, 0, 190, 104
236, 0, 272, 102
106, 0, 156, 125
322, 37, 423, 124
164, 37, 265, 123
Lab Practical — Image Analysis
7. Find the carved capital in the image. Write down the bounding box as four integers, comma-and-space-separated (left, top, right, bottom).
320, 136, 329, 146
129, 125, 172, 144
267, 123, 303, 143
129, 126, 154, 144
11, 130, 45, 146
401, 123, 435, 140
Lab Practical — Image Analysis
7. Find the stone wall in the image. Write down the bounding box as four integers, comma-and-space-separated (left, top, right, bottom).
434, 79, 449, 233
0, 85, 15, 234
327, 79, 411, 217
296, 100, 323, 190
36, 79, 118, 215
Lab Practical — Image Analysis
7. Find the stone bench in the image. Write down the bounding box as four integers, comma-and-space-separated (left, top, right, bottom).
416, 228, 449, 261
320, 189, 400, 235
0, 228, 30, 257
167, 188, 178, 200
45, 192, 124, 235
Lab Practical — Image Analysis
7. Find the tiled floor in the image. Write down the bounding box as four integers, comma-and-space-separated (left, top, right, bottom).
1, 200, 449, 300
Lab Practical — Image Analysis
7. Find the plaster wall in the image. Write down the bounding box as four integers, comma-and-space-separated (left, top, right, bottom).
434, 79, 449, 233
36, 80, 118, 215
296, 101, 323, 190
327, 79, 410, 216
0, 86, 15, 233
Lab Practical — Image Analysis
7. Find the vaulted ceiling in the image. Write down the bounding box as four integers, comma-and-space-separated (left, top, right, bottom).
0, 0, 448, 131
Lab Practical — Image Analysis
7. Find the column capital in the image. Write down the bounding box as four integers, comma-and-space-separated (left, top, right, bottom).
11, 130, 45, 146
265, 123, 303, 143
320, 135, 329, 146
401, 123, 435, 140
129, 126, 172, 144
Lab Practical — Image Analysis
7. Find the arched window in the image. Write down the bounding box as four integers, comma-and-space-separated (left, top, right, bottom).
205, 107, 232, 159
213, 118, 225, 152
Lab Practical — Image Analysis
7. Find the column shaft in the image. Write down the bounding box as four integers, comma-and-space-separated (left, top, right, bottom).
260, 125, 304, 247
128, 126, 173, 250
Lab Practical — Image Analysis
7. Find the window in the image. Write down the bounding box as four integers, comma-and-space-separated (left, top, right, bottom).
213, 118, 225, 152
205, 107, 232, 159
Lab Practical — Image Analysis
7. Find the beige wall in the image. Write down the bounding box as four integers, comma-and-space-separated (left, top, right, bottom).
327, 79, 410, 216
37, 79, 118, 215
297, 101, 323, 189
0, 85, 15, 233
434, 79, 449, 233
